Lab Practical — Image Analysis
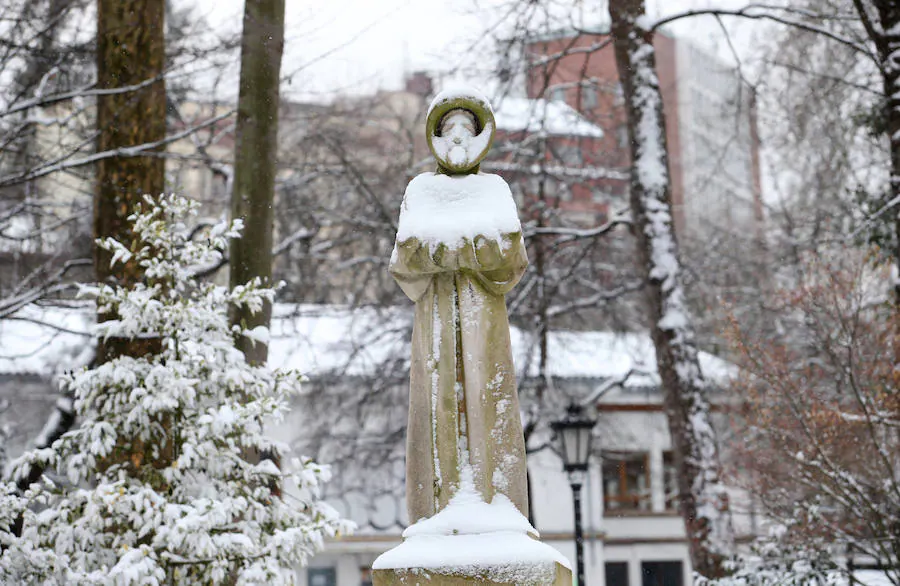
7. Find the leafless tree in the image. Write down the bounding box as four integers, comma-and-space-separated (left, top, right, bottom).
727, 247, 900, 583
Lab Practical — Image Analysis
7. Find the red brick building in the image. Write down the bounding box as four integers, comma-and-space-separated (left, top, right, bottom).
524, 29, 763, 239
486, 96, 620, 226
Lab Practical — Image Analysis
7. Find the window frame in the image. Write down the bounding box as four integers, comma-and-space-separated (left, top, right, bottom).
602, 451, 652, 512
663, 450, 680, 511
307, 567, 337, 586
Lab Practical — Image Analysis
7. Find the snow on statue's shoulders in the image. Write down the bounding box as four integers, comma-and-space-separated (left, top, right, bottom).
396, 172, 520, 247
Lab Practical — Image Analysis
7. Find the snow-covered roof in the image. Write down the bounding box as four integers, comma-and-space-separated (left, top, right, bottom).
848, 571, 894, 586
492, 97, 604, 138
0, 305, 94, 376
0, 303, 736, 387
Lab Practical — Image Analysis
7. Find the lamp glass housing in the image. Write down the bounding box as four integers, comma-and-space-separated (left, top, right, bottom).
552, 403, 596, 473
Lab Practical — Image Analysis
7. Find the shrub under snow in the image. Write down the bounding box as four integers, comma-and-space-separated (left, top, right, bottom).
0, 194, 351, 585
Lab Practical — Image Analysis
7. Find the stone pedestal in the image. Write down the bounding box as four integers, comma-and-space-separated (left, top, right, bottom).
373, 562, 572, 586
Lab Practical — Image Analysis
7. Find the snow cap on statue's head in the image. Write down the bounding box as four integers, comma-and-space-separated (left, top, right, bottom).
426, 85, 495, 175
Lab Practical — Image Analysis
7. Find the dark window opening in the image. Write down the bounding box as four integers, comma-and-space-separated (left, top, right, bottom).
606, 561, 630, 585
641, 561, 683, 586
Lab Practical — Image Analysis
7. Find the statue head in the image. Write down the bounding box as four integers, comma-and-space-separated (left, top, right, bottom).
426, 87, 495, 175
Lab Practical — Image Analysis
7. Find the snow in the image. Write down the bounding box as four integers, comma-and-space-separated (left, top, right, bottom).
512, 328, 736, 386
485, 159, 628, 181
394, 172, 521, 249
372, 467, 569, 584
624, 25, 734, 561
430, 301, 442, 489
493, 97, 604, 138
402, 468, 536, 538
244, 325, 270, 345
267, 305, 408, 377
0, 195, 352, 585
849, 571, 895, 586
632, 45, 669, 194
428, 85, 492, 119
372, 532, 566, 584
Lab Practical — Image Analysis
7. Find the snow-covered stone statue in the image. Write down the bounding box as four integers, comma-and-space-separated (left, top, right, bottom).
392, 90, 528, 524
373, 88, 571, 586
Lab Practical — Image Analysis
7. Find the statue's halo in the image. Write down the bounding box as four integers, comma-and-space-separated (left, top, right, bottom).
426, 86, 496, 175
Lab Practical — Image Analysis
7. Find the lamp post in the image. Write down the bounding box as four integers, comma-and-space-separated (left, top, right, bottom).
551, 403, 596, 586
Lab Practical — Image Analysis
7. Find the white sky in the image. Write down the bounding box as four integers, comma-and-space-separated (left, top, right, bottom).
187, 0, 766, 101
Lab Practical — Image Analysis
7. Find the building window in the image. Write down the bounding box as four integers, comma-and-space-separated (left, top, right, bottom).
582, 84, 598, 109
602, 451, 651, 512
641, 561, 684, 586
663, 451, 680, 510
308, 567, 336, 586
360, 567, 374, 586
606, 561, 629, 585
551, 143, 582, 165
617, 125, 629, 148
550, 87, 566, 103
613, 82, 625, 106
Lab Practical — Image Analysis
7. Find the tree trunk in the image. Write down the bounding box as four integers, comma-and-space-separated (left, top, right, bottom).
229, 0, 286, 366
869, 2, 900, 391
5, 0, 167, 540
95, 0, 166, 363
608, 0, 734, 578
869, 2, 900, 305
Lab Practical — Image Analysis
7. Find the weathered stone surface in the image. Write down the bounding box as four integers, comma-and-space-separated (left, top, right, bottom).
390, 231, 530, 522
373, 561, 572, 586
377, 88, 573, 586
389, 89, 532, 524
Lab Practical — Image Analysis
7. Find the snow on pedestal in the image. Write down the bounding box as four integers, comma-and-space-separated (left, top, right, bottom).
372, 468, 571, 585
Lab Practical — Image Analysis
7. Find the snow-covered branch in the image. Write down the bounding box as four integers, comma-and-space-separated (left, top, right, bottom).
610, 0, 735, 576
650, 5, 876, 61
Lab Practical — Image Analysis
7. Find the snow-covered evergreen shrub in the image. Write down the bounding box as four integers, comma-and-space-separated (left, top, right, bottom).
698, 526, 841, 586
0, 195, 351, 585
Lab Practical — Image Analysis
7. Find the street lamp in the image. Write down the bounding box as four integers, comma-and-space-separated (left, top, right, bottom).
551, 402, 596, 586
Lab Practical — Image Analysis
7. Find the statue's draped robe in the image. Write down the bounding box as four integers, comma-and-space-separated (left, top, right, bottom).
390, 233, 529, 523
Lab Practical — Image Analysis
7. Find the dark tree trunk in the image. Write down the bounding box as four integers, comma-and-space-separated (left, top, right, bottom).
95, 0, 166, 363
6, 2, 166, 537
609, 0, 734, 578
868, 2, 900, 304
229, 0, 286, 366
